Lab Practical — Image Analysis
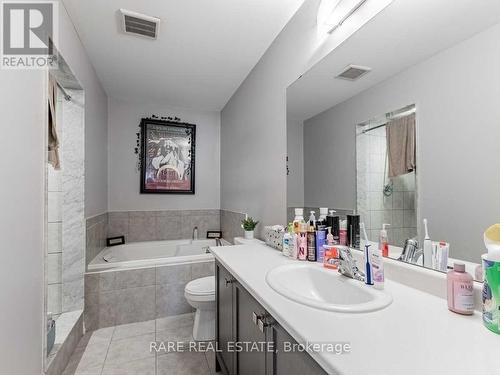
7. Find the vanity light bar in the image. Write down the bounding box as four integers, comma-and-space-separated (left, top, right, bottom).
325, 0, 368, 34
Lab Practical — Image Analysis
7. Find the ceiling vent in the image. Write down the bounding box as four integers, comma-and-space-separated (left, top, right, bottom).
335, 65, 371, 81
120, 9, 160, 39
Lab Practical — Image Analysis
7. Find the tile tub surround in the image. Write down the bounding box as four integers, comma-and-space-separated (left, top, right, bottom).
84, 260, 215, 330
220, 209, 246, 244
46, 311, 84, 375
48, 166, 63, 316
61, 88, 86, 313
107, 209, 221, 243
61, 313, 216, 375
85, 213, 108, 266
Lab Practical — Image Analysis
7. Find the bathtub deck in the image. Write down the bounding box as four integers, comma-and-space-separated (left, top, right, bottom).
62, 313, 215, 375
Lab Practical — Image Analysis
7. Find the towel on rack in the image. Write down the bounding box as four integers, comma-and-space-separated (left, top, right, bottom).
48, 75, 60, 170
386, 112, 415, 178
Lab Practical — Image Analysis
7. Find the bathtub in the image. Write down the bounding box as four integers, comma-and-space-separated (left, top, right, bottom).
88, 238, 229, 271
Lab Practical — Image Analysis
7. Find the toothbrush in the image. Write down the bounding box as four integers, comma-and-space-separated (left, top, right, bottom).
360, 223, 373, 285
423, 218, 432, 268
360, 222, 369, 244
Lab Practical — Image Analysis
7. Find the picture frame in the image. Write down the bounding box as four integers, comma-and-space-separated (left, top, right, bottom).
140, 118, 196, 194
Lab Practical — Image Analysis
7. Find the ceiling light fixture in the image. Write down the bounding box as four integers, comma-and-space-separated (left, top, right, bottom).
324, 0, 368, 33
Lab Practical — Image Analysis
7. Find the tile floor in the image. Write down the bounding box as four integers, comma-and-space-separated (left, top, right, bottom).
62, 313, 216, 375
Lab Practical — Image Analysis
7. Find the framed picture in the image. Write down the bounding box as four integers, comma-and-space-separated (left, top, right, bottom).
140, 118, 196, 194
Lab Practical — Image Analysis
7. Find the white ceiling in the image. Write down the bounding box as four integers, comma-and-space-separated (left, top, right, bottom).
62, 0, 304, 110
288, 0, 500, 121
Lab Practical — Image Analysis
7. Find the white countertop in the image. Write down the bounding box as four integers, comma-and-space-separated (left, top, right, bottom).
211, 243, 499, 375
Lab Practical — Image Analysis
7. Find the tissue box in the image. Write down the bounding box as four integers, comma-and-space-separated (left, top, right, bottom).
264, 226, 285, 251
482, 255, 500, 335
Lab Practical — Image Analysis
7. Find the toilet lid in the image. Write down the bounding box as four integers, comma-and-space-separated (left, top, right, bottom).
185, 276, 215, 295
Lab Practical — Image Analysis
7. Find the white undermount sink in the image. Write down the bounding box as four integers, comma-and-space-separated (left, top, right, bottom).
266, 263, 393, 313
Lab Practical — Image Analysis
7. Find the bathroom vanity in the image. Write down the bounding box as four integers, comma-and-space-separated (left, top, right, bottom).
212, 243, 499, 375
215, 260, 326, 375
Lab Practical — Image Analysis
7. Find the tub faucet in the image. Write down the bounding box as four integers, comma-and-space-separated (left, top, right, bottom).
337, 246, 365, 282
192, 226, 198, 240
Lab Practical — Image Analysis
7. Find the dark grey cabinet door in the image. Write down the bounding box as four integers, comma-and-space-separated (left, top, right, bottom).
216, 262, 235, 375
269, 323, 328, 375
234, 282, 267, 375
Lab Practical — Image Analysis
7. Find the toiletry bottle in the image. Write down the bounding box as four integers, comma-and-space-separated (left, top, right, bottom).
484, 223, 500, 261
315, 224, 326, 262
326, 227, 334, 245
282, 224, 293, 257
379, 223, 390, 257
438, 242, 450, 272
309, 211, 317, 227
307, 224, 316, 261
293, 208, 304, 234
339, 220, 347, 246
447, 263, 474, 315
297, 222, 308, 260
291, 231, 298, 259
347, 214, 361, 249
371, 247, 384, 289
323, 245, 339, 270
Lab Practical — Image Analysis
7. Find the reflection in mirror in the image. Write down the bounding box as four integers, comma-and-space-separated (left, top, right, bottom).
356, 105, 417, 250
286, 6, 500, 281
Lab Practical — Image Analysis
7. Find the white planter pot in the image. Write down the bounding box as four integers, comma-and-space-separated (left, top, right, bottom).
244, 230, 254, 240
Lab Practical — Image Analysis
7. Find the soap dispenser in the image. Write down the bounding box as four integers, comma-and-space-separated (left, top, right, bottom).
309, 211, 317, 227
379, 223, 390, 257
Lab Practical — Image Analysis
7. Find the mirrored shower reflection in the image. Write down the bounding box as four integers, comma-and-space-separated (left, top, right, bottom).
356, 106, 417, 248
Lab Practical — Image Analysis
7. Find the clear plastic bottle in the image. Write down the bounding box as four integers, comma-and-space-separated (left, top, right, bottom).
293, 208, 304, 234
282, 224, 294, 257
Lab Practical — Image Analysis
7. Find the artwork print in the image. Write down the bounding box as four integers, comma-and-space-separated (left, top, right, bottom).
140, 118, 196, 194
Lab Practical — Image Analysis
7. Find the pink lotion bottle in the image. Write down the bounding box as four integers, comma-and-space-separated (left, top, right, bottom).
447, 263, 474, 315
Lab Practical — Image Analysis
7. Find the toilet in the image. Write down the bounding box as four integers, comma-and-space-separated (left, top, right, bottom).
184, 276, 216, 341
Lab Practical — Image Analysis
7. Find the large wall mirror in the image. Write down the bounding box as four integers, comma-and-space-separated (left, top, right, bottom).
286, 1, 500, 280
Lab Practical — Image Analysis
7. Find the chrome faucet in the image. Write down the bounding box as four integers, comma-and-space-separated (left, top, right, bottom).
399, 238, 422, 264
337, 246, 365, 282
192, 226, 198, 240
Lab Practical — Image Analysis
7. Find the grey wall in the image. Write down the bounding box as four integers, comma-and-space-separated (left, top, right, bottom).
221, 0, 326, 233
108, 97, 221, 211
303, 109, 357, 210
0, 69, 46, 375
301, 22, 500, 262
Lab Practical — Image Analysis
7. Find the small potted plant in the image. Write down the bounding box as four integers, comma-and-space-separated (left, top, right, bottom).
241, 217, 259, 240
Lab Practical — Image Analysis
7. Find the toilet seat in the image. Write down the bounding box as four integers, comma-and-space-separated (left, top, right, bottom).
185, 276, 215, 301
